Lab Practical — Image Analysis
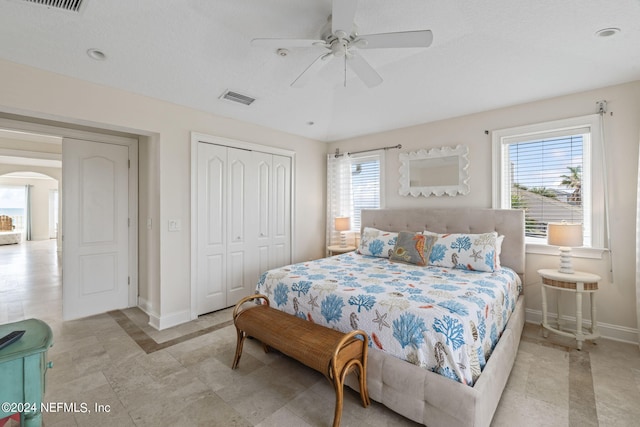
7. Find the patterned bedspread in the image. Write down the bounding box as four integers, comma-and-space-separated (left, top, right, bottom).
255, 252, 521, 386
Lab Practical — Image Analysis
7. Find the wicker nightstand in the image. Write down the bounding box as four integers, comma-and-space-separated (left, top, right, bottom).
538, 268, 601, 350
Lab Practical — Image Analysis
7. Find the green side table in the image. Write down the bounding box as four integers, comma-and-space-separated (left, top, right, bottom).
0, 319, 54, 427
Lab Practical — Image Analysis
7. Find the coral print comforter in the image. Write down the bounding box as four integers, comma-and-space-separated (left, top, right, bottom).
255, 252, 521, 386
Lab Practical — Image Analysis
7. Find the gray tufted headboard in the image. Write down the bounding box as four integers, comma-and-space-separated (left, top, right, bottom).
361, 208, 525, 276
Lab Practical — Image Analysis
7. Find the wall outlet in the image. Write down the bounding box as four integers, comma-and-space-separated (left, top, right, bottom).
168, 219, 181, 232
147, 218, 152, 230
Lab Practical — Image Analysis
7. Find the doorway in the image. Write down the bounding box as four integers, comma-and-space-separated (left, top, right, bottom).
0, 173, 60, 243
0, 119, 139, 320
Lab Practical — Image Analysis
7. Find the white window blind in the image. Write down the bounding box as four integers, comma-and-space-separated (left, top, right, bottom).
350, 154, 381, 232
493, 115, 603, 248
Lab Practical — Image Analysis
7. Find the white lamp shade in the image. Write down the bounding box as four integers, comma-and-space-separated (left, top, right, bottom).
334, 216, 351, 231
547, 222, 583, 247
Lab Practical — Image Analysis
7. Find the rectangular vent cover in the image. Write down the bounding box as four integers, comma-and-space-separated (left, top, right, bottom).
21, 0, 84, 12
220, 90, 256, 106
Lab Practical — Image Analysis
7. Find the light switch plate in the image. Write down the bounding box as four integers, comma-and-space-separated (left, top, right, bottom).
168, 219, 181, 232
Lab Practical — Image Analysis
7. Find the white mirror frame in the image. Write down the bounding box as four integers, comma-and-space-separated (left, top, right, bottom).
399, 145, 470, 197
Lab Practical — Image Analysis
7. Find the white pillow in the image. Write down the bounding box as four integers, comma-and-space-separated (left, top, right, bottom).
357, 227, 398, 258
423, 231, 500, 272
495, 234, 505, 269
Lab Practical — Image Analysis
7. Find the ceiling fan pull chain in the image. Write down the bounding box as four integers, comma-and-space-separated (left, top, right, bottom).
344, 55, 347, 87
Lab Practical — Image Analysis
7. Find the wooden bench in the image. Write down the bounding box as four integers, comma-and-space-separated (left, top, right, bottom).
232, 294, 370, 427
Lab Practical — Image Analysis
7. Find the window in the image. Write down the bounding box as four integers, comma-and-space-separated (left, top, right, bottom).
326, 151, 384, 246
350, 153, 382, 231
493, 115, 604, 248
0, 185, 25, 231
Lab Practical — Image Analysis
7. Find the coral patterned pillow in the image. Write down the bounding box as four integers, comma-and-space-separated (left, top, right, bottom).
357, 227, 398, 258
424, 231, 500, 272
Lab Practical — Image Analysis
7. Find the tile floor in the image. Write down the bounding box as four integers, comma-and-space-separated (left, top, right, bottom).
1, 240, 639, 426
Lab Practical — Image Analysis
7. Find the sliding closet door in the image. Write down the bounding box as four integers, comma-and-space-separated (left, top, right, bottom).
196, 143, 227, 315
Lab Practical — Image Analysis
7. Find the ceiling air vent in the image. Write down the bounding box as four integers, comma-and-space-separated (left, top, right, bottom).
20, 0, 84, 13
220, 90, 256, 106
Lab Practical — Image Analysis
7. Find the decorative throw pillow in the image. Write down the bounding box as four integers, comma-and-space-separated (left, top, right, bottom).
390, 231, 438, 266
424, 231, 500, 272
357, 227, 398, 258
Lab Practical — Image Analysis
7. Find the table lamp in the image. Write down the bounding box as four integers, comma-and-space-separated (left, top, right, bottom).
547, 222, 583, 274
335, 216, 351, 248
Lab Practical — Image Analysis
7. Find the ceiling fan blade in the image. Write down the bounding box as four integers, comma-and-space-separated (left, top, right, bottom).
251, 38, 326, 48
346, 52, 382, 88
356, 30, 433, 49
291, 53, 332, 88
331, 0, 358, 36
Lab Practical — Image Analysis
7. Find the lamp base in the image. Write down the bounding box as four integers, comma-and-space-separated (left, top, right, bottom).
340, 232, 347, 248
557, 247, 574, 274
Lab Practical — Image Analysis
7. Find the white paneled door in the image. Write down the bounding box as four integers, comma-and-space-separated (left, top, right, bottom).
271, 154, 292, 269
196, 142, 291, 316
62, 138, 130, 320
226, 147, 254, 305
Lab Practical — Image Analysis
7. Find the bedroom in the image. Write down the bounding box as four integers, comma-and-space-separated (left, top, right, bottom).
0, 0, 639, 426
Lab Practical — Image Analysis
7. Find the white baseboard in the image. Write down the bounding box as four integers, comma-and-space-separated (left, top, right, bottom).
145, 308, 191, 331
525, 308, 639, 344
137, 296, 153, 314
136, 296, 161, 330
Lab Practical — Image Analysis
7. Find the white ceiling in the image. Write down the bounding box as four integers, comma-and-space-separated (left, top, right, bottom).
0, 0, 639, 142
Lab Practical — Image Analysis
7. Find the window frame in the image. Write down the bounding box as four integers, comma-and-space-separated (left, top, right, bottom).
492, 114, 606, 255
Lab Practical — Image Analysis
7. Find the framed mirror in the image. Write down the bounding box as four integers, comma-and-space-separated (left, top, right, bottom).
399, 145, 470, 197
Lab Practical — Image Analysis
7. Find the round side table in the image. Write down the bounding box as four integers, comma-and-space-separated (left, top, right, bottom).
538, 268, 601, 350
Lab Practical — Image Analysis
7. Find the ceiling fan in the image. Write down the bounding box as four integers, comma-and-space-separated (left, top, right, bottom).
251, 0, 433, 88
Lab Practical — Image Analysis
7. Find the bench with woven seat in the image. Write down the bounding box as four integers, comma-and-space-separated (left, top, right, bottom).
232, 294, 370, 427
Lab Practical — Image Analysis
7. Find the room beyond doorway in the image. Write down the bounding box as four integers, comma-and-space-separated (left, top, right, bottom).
0, 239, 61, 323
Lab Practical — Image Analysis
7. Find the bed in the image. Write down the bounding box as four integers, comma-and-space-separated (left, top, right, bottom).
256, 208, 525, 426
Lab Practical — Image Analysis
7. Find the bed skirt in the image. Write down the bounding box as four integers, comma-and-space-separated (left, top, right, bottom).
345, 294, 525, 427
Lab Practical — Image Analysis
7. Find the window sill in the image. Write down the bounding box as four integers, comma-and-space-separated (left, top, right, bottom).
525, 242, 608, 260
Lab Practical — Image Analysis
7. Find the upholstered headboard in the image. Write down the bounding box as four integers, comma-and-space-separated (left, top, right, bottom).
361, 208, 525, 276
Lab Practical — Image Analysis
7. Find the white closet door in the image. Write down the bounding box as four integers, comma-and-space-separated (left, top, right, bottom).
195, 140, 292, 316
196, 143, 227, 314
226, 148, 255, 303
271, 154, 292, 269
254, 152, 272, 281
